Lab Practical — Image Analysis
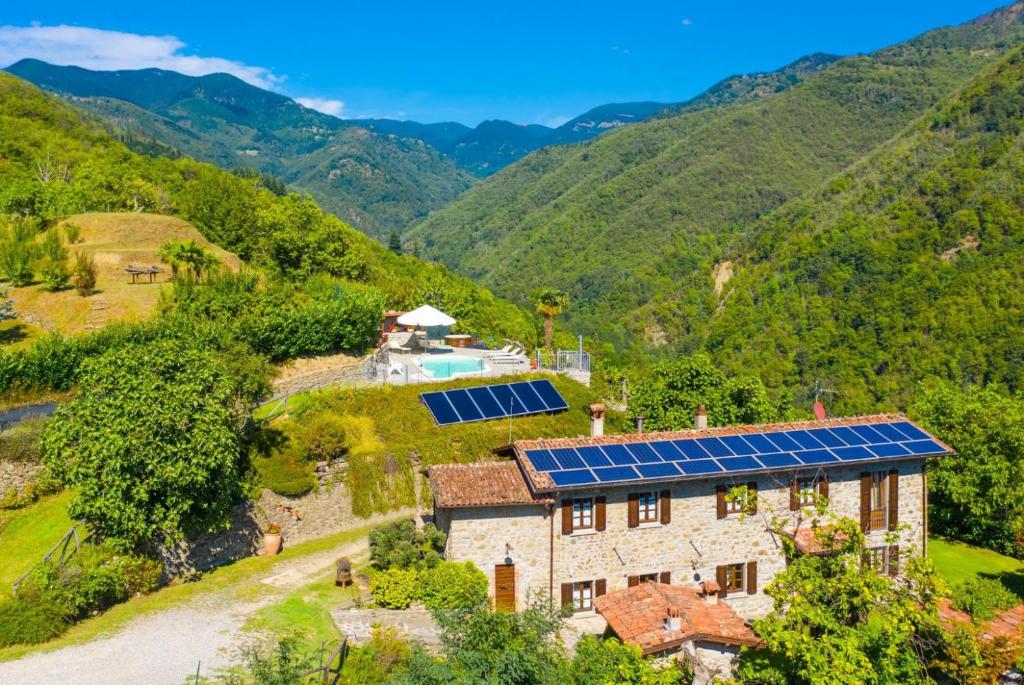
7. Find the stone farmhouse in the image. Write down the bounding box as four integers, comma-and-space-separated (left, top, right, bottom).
429, 406, 951, 673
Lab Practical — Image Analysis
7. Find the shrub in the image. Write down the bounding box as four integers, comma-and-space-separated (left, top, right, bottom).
0, 598, 67, 647
0, 240, 35, 286
71, 252, 97, 296
252, 444, 316, 497
113, 554, 164, 596
301, 413, 351, 462
39, 229, 69, 291
369, 519, 446, 570
951, 578, 1020, 621
421, 561, 488, 611
62, 222, 81, 244
371, 567, 421, 609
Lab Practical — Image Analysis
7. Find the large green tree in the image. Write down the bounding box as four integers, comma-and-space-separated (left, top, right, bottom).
911, 380, 1024, 557
627, 353, 779, 431
42, 339, 270, 548
737, 519, 945, 684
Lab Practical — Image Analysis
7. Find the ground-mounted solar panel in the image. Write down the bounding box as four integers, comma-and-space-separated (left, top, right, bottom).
421, 379, 570, 426
527, 419, 949, 491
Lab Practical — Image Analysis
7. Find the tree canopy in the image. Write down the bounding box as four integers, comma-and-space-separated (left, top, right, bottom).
42, 339, 270, 548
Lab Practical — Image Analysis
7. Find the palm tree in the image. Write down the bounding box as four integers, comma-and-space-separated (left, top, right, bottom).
530, 288, 569, 354
159, 240, 219, 282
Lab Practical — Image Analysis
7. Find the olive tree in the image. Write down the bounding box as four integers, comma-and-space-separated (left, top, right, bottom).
43, 339, 269, 548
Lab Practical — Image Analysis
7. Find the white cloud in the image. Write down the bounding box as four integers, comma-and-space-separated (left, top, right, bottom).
0, 24, 285, 90
296, 97, 345, 117
681, 18, 693, 26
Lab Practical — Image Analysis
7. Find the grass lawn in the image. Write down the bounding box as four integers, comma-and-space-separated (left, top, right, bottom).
0, 491, 75, 600
0, 520, 391, 662
929, 536, 1024, 596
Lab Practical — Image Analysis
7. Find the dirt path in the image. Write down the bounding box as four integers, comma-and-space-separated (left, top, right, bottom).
0, 535, 379, 685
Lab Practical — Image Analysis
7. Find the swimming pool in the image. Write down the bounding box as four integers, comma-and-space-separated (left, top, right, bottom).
417, 355, 487, 379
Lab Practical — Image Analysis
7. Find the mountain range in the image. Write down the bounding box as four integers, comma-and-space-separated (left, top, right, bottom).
4, 52, 839, 240
406, 2, 1024, 359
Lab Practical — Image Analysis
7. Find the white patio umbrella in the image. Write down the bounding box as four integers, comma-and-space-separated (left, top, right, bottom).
396, 305, 456, 327
396, 305, 456, 343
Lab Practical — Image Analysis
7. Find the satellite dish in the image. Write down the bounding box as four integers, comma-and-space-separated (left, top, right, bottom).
813, 401, 827, 420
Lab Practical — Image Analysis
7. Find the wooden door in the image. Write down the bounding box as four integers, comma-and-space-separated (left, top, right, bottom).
494, 564, 516, 612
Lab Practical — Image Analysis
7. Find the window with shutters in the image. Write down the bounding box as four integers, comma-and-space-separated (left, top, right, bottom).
572, 580, 594, 612
572, 498, 593, 531
637, 492, 658, 523
865, 546, 891, 575
724, 563, 746, 593
638, 572, 658, 584
869, 472, 888, 531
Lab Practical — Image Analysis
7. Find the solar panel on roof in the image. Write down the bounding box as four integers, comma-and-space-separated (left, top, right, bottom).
893, 422, 931, 441
551, 448, 585, 470
678, 459, 723, 475
795, 449, 837, 465
602, 444, 637, 466
594, 465, 641, 482
832, 445, 875, 461
577, 446, 612, 468
530, 419, 948, 490
718, 456, 762, 472
421, 379, 569, 426
625, 443, 662, 463
788, 430, 826, 450
526, 449, 559, 472
550, 469, 597, 486
765, 432, 802, 452
637, 462, 681, 479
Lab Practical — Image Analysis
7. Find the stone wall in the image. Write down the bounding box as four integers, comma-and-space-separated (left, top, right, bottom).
0, 460, 44, 496
270, 363, 370, 400
157, 482, 404, 577
438, 460, 927, 625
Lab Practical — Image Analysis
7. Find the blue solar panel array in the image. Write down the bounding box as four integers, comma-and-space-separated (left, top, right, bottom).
422, 379, 570, 426
524, 420, 947, 489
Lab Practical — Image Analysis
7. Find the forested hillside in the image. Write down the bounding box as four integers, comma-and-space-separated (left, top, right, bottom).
0, 71, 537, 344
407, 3, 1024, 352
5, 59, 475, 241
695, 46, 1024, 411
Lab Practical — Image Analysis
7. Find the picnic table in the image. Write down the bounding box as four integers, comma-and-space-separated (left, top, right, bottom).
125, 265, 165, 284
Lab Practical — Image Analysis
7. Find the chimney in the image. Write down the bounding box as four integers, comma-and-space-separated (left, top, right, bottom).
700, 580, 720, 605
694, 404, 708, 429
635, 416, 644, 434
589, 403, 606, 438
663, 606, 682, 633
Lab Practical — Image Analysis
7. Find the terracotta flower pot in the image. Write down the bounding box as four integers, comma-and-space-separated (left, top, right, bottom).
264, 532, 282, 556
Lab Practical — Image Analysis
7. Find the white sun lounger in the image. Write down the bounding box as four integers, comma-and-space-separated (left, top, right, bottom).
484, 344, 514, 358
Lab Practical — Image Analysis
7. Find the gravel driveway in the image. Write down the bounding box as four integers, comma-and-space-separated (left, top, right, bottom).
0, 536, 376, 685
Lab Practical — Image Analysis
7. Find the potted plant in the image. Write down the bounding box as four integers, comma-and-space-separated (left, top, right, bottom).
336, 557, 353, 587
263, 523, 283, 556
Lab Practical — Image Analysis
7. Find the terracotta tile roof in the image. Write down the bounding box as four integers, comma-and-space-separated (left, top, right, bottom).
783, 525, 849, 555
514, 413, 952, 492
594, 582, 762, 655
939, 598, 1024, 643
428, 461, 552, 508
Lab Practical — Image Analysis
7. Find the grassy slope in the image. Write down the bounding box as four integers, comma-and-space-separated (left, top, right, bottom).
407, 4, 1024, 352
0, 71, 539, 348
7, 213, 240, 339
930, 537, 1024, 595
0, 492, 74, 600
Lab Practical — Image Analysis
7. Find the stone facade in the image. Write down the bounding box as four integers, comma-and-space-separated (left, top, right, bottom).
436, 460, 927, 623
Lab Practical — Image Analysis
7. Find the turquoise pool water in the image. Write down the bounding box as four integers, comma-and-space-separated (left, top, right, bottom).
418, 356, 486, 379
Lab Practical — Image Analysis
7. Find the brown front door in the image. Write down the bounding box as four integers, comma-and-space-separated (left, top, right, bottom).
494, 564, 515, 612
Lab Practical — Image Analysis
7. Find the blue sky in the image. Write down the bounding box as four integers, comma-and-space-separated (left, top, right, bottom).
0, 0, 1007, 125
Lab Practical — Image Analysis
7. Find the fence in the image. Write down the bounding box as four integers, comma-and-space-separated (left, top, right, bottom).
13, 524, 89, 595
553, 350, 591, 374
